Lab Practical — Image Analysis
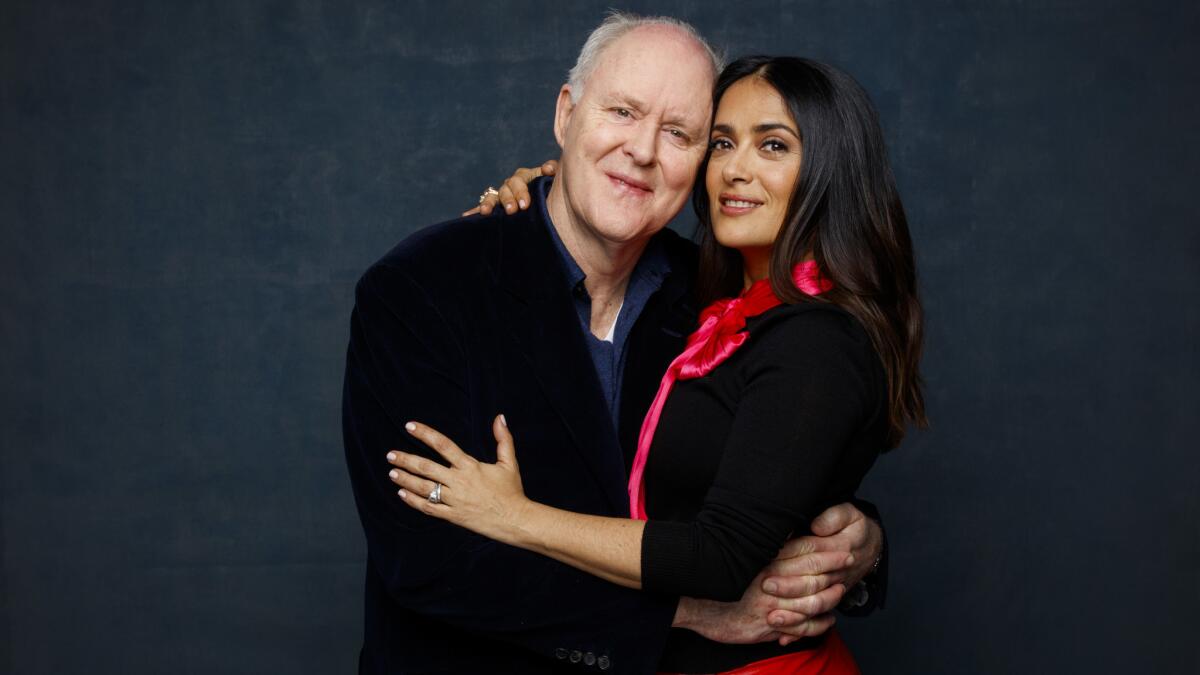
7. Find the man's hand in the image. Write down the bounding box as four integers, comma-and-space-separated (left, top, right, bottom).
762, 502, 882, 644
672, 503, 881, 646
672, 565, 837, 645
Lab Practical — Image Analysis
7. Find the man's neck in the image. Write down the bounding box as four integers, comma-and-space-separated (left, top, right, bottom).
547, 178, 649, 339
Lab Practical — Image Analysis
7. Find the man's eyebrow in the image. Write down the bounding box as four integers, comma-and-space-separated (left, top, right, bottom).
662, 113, 706, 137
603, 94, 648, 113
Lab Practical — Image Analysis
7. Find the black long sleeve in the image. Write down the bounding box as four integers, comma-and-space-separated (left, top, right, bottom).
640, 304, 887, 601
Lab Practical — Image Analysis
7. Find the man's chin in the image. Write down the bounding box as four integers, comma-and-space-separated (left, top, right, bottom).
590, 219, 668, 246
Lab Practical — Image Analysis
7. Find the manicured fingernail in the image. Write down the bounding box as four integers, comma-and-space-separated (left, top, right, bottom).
405, 422, 416, 432
398, 489, 407, 498
500, 414, 508, 427
518, 199, 527, 208
387, 451, 397, 462
389, 469, 399, 479
763, 580, 778, 594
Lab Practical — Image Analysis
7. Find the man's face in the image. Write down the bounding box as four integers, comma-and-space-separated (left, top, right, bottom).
551, 27, 714, 245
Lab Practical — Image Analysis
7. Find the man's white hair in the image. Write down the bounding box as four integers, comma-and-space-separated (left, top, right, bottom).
567, 11, 724, 102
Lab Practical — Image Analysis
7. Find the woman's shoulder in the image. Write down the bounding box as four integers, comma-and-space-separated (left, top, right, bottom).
742, 301, 880, 377
750, 301, 869, 348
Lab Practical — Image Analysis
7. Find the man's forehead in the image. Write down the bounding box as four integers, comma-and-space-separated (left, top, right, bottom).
588, 31, 713, 125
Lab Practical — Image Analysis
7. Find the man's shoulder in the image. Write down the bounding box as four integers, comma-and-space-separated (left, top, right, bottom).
372, 212, 504, 275
360, 207, 546, 290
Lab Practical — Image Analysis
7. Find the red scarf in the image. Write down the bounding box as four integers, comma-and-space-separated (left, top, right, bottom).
628, 261, 833, 520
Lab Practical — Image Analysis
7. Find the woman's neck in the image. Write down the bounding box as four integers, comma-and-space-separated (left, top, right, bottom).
740, 249, 815, 290
740, 247, 772, 290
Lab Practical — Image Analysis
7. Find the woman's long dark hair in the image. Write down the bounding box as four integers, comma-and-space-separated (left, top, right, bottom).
694, 56, 927, 446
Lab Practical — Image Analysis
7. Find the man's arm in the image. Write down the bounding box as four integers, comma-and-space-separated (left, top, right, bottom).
343, 262, 676, 670
673, 502, 883, 645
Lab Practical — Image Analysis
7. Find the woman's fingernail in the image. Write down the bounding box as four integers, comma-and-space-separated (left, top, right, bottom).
386, 451, 397, 462
389, 469, 399, 479
518, 199, 527, 209
405, 422, 416, 432
500, 414, 508, 428
398, 489, 407, 498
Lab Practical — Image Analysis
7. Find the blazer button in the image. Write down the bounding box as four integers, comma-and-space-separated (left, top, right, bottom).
569, 650, 582, 663
555, 648, 568, 660
597, 655, 611, 670
583, 652, 596, 666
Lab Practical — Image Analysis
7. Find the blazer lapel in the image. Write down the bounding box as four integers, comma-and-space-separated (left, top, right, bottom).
617, 253, 696, 470
495, 208, 630, 514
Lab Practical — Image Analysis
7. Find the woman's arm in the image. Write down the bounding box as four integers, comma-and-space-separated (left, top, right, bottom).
387, 309, 881, 601
639, 309, 881, 601
389, 415, 649, 589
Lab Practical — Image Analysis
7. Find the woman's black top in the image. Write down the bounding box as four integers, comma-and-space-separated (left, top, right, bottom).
639, 302, 888, 672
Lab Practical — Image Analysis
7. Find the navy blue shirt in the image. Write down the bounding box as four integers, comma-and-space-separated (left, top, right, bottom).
536, 178, 670, 428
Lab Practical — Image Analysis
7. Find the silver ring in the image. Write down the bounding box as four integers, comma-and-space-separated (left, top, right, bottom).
479, 187, 499, 205
428, 482, 443, 505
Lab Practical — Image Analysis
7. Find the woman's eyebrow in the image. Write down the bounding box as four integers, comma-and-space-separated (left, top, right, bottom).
753, 122, 799, 138
710, 122, 799, 138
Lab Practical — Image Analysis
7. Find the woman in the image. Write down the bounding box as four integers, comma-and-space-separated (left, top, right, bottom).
386, 56, 925, 674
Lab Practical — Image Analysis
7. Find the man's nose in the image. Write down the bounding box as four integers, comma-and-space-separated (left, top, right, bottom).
623, 120, 657, 166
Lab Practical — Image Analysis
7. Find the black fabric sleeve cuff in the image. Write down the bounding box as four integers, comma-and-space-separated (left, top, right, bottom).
641, 519, 701, 596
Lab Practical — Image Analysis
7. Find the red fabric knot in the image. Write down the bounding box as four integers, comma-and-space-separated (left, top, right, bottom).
627, 261, 832, 520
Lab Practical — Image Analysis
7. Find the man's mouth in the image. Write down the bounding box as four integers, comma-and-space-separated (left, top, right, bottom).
607, 172, 653, 194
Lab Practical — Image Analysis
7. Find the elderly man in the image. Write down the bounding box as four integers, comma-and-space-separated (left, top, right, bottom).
343, 13, 883, 674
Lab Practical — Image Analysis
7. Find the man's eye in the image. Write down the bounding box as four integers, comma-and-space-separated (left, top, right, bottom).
667, 129, 686, 140
614, 108, 632, 118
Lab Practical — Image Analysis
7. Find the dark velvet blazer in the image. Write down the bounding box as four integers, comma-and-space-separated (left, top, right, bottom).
342, 186, 699, 674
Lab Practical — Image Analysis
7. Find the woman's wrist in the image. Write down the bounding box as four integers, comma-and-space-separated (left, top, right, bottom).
501, 498, 549, 551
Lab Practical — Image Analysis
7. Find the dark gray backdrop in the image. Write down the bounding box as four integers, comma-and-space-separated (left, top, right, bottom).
3, 1, 1197, 673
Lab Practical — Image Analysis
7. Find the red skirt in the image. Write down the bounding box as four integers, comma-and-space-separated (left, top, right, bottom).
659, 629, 860, 675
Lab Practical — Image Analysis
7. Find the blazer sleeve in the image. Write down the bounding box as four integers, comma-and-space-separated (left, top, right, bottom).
640, 310, 884, 601
342, 262, 676, 671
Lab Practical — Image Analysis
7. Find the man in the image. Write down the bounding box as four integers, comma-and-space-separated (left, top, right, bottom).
343, 13, 883, 674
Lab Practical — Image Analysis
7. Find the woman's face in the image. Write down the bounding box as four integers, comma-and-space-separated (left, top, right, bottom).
705, 77, 803, 275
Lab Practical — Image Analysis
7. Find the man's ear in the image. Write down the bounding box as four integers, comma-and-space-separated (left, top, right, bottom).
553, 85, 575, 148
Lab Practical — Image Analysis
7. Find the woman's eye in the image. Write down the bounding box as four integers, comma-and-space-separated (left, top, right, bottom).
762, 139, 789, 153
709, 138, 732, 151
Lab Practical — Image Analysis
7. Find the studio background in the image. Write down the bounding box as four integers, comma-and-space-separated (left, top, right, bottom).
3, 1, 1196, 673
